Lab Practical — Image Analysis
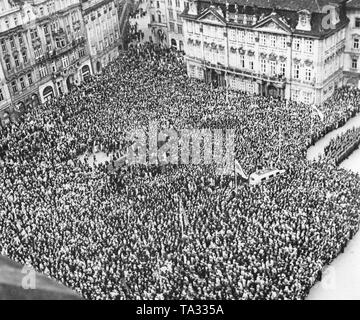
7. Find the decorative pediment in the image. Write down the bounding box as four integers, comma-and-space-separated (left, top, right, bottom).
254, 14, 291, 35
197, 7, 226, 26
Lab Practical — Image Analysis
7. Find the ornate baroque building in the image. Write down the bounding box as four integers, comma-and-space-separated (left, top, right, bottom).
81, 0, 123, 74
0, 0, 92, 117
0, 0, 130, 121
181, 0, 349, 105
344, 0, 360, 87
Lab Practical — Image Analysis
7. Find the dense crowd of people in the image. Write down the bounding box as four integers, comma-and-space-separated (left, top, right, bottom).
1, 43, 360, 300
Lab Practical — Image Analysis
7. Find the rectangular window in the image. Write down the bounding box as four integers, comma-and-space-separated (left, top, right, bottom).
354, 38, 360, 49
22, 51, 28, 64
20, 77, 26, 90
0, 88, 4, 101
305, 40, 313, 53
27, 73, 33, 85
177, 24, 182, 34
189, 65, 196, 78
169, 22, 175, 32
239, 55, 245, 68
270, 35, 276, 47
261, 59, 266, 74
39, 65, 48, 78
1, 39, 6, 52
270, 60, 276, 76
352, 58, 358, 69
294, 64, 300, 79
62, 56, 69, 68
260, 33, 266, 46
355, 18, 360, 28
293, 38, 301, 51
305, 68, 312, 81
168, 9, 174, 20
11, 81, 17, 93
280, 62, 286, 76
14, 55, 20, 68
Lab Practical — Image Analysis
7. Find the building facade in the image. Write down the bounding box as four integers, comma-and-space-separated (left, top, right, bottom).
164, 0, 186, 50
181, 0, 348, 105
0, 0, 92, 117
149, 0, 168, 44
0, 0, 129, 121
344, 0, 360, 88
81, 0, 123, 74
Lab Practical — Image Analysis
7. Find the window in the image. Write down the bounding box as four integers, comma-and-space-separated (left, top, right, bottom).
9, 36, 15, 49
27, 73, 33, 85
14, 54, 20, 68
239, 55, 245, 68
177, 24, 182, 34
11, 81, 18, 93
44, 24, 49, 35
169, 22, 175, 32
51, 62, 57, 72
169, 9, 174, 20
158, 14, 161, 23
305, 68, 312, 81
176, 0, 180, 7
189, 65, 196, 77
22, 51, 28, 64
305, 40, 313, 53
352, 58, 358, 69
18, 34, 23, 46
249, 60, 254, 70
39, 65, 48, 78
270, 35, 276, 47
5, 20, 10, 29
270, 60, 276, 76
30, 29, 38, 40
293, 64, 300, 79
293, 38, 301, 51
0, 88, 3, 102
354, 38, 360, 49
168, 0, 172, 5
62, 56, 69, 68
79, 48, 85, 57
157, 1, 160, 8
355, 18, 360, 28
280, 36, 286, 49
151, 14, 155, 23
303, 92, 313, 104
5, 58, 11, 71
292, 89, 300, 101
20, 77, 26, 90
280, 62, 286, 76
247, 32, 254, 43
261, 59, 266, 74
1, 39, 6, 52
14, 17, 18, 26
260, 33, 266, 46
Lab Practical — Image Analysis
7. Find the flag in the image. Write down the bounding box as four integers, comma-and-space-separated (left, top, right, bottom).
234, 160, 248, 180
311, 105, 325, 122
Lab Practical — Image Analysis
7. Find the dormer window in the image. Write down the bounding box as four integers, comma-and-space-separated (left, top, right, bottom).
296, 10, 311, 32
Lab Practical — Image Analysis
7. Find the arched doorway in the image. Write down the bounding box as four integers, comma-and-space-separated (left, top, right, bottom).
43, 86, 54, 102
268, 85, 278, 98
81, 65, 91, 82
66, 75, 74, 92
171, 38, 177, 48
96, 61, 102, 73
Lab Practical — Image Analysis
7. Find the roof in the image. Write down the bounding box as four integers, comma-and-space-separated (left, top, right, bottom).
347, 0, 360, 9
202, 0, 345, 13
